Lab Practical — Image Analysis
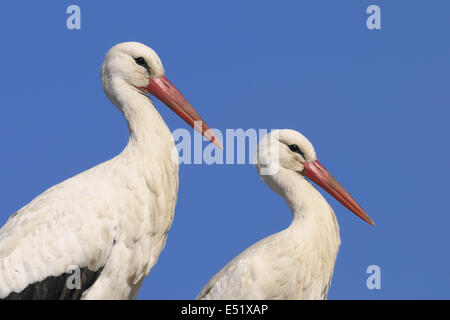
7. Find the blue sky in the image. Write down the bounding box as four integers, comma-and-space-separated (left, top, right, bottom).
0, 1, 449, 299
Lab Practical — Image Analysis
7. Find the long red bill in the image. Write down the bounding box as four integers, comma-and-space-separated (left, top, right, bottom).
144, 75, 223, 149
302, 160, 374, 226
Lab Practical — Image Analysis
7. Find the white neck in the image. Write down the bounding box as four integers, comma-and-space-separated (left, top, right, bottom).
256, 167, 341, 299
262, 168, 340, 233
104, 77, 175, 156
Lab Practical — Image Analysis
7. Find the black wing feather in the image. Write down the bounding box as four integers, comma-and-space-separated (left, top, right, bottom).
2, 267, 103, 300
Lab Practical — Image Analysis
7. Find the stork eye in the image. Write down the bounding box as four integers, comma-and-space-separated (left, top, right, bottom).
134, 57, 150, 70
288, 144, 305, 158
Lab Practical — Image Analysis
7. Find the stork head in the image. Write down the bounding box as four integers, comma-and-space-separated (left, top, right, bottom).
101, 42, 222, 149
255, 129, 374, 226
102, 42, 165, 87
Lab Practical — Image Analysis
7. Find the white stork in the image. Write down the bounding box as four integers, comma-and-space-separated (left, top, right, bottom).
197, 129, 373, 300
0, 42, 221, 300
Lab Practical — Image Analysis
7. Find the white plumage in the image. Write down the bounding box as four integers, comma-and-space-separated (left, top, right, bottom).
197, 129, 373, 300
0, 42, 219, 300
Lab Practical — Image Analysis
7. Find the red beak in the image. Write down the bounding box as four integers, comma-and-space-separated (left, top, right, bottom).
303, 160, 374, 226
144, 75, 222, 149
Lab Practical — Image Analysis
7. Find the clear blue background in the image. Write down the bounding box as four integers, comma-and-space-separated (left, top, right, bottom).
0, 1, 448, 299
